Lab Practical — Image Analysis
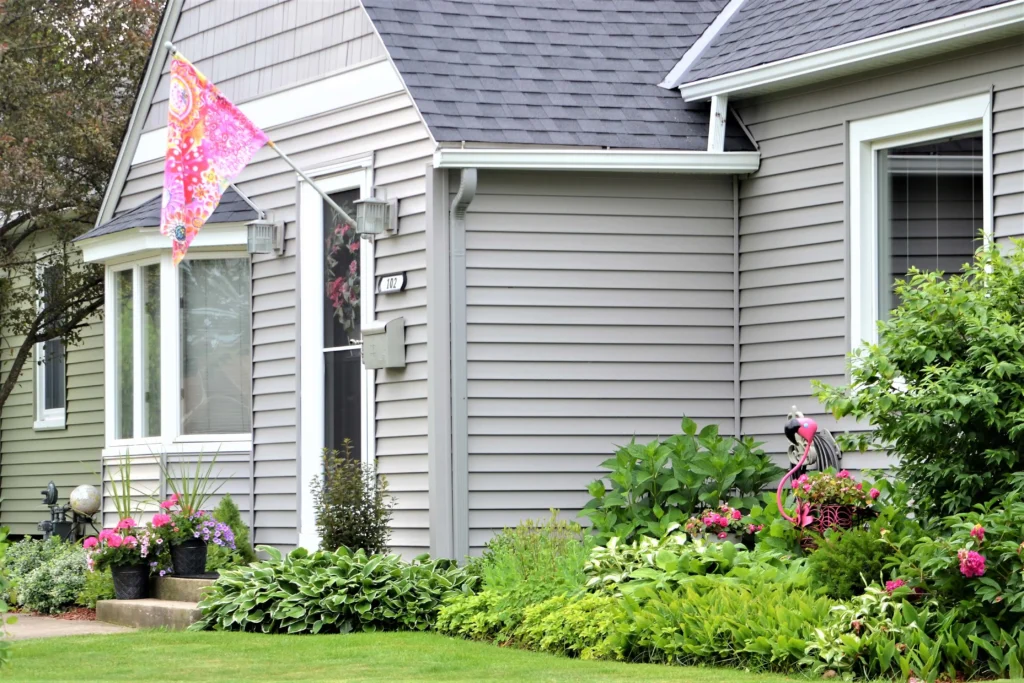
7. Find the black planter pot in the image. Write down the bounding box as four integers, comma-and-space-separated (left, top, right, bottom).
170, 538, 208, 576
111, 563, 149, 600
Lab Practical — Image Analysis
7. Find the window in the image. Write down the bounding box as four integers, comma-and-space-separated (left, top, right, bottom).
107, 253, 250, 446
849, 94, 992, 347
35, 263, 66, 430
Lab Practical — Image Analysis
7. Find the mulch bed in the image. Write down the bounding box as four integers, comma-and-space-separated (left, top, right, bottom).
14, 607, 97, 621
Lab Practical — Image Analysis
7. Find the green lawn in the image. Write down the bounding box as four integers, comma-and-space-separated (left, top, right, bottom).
5, 630, 806, 682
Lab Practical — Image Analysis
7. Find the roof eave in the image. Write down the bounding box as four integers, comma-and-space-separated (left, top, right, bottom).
433, 148, 760, 174
79, 222, 250, 264
677, 0, 1024, 102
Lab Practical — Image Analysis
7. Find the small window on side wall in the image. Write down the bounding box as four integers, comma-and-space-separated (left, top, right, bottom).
35, 263, 66, 430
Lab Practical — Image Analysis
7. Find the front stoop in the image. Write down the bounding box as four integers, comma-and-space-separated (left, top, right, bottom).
97, 599, 201, 630
153, 576, 216, 602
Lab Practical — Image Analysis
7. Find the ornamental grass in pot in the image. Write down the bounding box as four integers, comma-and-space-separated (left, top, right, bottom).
154, 454, 226, 576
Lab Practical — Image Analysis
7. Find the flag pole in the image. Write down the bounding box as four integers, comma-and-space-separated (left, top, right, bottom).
162, 42, 359, 228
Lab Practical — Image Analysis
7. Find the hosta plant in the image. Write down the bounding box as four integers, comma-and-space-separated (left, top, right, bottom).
192, 545, 477, 634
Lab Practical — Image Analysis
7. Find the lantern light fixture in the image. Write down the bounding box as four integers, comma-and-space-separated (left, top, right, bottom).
354, 194, 398, 237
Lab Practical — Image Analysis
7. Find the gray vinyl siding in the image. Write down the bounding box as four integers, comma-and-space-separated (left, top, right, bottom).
143, 0, 384, 132
461, 171, 736, 552
736, 37, 1024, 469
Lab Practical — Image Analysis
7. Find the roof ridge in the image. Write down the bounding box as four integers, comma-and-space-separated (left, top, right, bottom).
660, 0, 750, 90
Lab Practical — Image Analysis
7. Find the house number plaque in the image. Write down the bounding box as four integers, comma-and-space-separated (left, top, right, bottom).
376, 273, 406, 294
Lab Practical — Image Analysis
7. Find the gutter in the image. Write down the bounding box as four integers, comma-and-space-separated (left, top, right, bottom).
433, 148, 760, 174
676, 0, 1024, 101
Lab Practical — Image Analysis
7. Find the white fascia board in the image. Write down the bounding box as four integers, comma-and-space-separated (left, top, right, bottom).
131, 58, 403, 166
432, 148, 761, 174
678, 0, 1024, 101
79, 223, 248, 263
660, 0, 749, 89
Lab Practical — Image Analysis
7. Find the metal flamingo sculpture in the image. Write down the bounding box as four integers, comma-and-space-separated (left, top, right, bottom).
777, 416, 818, 525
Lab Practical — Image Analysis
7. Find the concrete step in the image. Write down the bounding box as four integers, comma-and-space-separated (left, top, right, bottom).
153, 576, 216, 603
96, 599, 201, 631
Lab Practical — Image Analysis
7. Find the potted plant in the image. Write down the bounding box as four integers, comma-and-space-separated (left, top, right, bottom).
683, 504, 747, 544
154, 453, 226, 576
84, 522, 158, 599
791, 469, 880, 536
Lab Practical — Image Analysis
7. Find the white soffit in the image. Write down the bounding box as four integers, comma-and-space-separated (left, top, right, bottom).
131, 59, 404, 165
432, 148, 761, 174
79, 223, 248, 263
677, 0, 1024, 101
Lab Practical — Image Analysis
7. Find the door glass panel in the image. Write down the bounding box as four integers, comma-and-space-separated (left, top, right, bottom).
142, 264, 161, 437
114, 269, 134, 439
877, 134, 983, 317
324, 348, 362, 457
323, 190, 361, 349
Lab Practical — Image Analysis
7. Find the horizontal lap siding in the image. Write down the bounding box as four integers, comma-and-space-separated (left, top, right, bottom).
463, 171, 736, 552
0, 309, 103, 536
994, 84, 1024, 239
737, 38, 1024, 471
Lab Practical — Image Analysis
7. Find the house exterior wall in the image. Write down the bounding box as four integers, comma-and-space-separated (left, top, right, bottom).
457, 170, 737, 553
735, 37, 1024, 468
0, 242, 103, 537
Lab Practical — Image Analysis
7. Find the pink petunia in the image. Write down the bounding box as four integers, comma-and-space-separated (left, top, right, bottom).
152, 513, 172, 528
115, 517, 136, 530
970, 524, 985, 542
869, 488, 880, 499
83, 537, 99, 549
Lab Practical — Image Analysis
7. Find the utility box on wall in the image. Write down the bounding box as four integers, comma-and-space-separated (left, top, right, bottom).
362, 317, 405, 369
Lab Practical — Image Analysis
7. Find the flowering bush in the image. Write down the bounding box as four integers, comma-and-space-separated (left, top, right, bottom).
682, 504, 745, 539
792, 470, 878, 508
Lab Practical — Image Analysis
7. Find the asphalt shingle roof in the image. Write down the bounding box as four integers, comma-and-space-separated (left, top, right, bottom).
78, 187, 259, 241
362, 0, 755, 151
683, 0, 1016, 82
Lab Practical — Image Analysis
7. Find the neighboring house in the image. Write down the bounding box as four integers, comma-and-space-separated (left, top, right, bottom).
61, 0, 1021, 558
0, 234, 103, 537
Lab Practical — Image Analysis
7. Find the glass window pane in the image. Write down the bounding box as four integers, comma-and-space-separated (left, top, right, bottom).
180, 258, 252, 435
324, 348, 362, 457
142, 264, 161, 437
114, 269, 134, 439
43, 338, 65, 410
877, 134, 983, 317
323, 190, 361, 348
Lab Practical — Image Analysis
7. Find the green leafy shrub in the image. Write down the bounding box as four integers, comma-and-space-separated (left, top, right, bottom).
815, 241, 1024, 517
582, 418, 783, 544
193, 545, 476, 634
0, 527, 13, 667
206, 493, 256, 572
75, 568, 114, 609
2, 537, 73, 604
17, 544, 87, 614
311, 442, 393, 554
617, 577, 837, 672
807, 526, 885, 600
516, 593, 622, 660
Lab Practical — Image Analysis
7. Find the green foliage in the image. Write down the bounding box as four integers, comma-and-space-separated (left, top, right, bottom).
807, 526, 886, 600
617, 578, 837, 671
160, 452, 223, 516
2, 537, 81, 607
312, 443, 394, 555
75, 568, 114, 609
206, 494, 257, 572
582, 418, 783, 544
193, 545, 477, 634
516, 593, 622, 660
743, 492, 805, 554
815, 242, 1024, 517
0, 527, 13, 667
17, 544, 87, 614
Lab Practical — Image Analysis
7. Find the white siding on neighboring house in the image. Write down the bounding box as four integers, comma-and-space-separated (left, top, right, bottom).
736, 37, 1024, 470
459, 171, 737, 552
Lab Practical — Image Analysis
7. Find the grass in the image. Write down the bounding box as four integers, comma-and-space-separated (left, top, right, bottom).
5, 630, 806, 683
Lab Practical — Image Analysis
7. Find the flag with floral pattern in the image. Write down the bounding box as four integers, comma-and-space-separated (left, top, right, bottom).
160, 54, 267, 264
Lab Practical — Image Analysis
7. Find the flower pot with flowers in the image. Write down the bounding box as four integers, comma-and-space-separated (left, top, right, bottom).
683, 504, 748, 545
791, 470, 879, 547
154, 454, 228, 576
84, 520, 159, 600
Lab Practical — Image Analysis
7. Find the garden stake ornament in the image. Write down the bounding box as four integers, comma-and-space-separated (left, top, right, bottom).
778, 416, 818, 526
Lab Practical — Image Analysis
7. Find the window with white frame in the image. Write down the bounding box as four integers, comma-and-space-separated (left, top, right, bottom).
849, 93, 992, 348
107, 252, 251, 446
34, 262, 66, 430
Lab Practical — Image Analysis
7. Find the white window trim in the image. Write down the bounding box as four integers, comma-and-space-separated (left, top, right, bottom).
103, 249, 254, 454
34, 254, 66, 431
297, 155, 376, 551
848, 92, 992, 350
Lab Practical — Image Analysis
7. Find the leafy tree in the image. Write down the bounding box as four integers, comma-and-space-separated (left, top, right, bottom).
815, 241, 1024, 517
0, 0, 162, 411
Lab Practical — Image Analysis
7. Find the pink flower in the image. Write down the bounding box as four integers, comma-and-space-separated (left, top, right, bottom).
837, 470, 851, 479
106, 535, 123, 549
98, 528, 116, 542
152, 513, 171, 528
869, 488, 880, 499
747, 524, 764, 534
855, 482, 863, 491
124, 536, 137, 547
795, 474, 808, 485
115, 517, 136, 530
958, 549, 986, 577
160, 499, 176, 510
885, 579, 906, 595
970, 524, 985, 542
803, 484, 812, 492
83, 537, 98, 549
717, 532, 728, 539
731, 509, 742, 520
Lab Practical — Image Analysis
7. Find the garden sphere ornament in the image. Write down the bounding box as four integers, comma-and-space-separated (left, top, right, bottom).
777, 416, 818, 526
69, 484, 101, 517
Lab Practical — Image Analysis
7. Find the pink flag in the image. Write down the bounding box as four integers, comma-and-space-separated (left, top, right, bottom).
160, 54, 267, 264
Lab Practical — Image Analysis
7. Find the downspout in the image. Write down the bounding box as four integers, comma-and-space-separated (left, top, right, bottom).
733, 176, 741, 438
449, 168, 477, 561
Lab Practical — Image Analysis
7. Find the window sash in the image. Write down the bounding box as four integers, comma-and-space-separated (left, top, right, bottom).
34, 261, 67, 429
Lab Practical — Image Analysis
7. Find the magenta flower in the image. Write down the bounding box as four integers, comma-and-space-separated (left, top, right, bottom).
160, 499, 176, 510
731, 509, 742, 521
152, 513, 172, 528
885, 578, 906, 595
98, 528, 116, 542
115, 517, 136, 530
958, 549, 986, 577
717, 532, 728, 539
855, 482, 863, 491
970, 524, 985, 542
107, 535, 123, 549
869, 488, 880, 499
124, 536, 137, 547
837, 470, 851, 479
83, 537, 98, 549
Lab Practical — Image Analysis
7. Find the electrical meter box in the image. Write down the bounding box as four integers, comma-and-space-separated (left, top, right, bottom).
362, 317, 405, 369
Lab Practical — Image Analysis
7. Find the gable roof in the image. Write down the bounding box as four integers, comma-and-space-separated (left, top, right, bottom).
361, 0, 755, 152
77, 186, 259, 242
673, 0, 1021, 87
